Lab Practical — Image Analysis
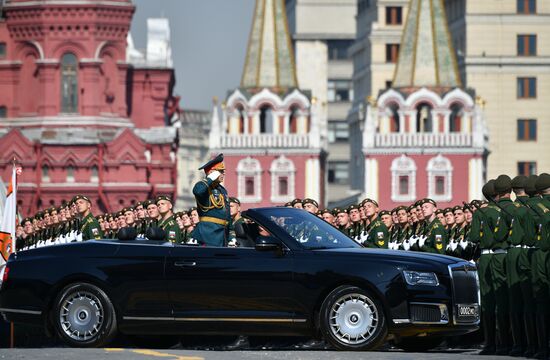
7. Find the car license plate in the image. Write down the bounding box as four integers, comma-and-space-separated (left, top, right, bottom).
457, 304, 479, 318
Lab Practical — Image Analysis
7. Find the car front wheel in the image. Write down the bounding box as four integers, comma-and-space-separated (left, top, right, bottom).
53, 283, 117, 347
319, 285, 387, 351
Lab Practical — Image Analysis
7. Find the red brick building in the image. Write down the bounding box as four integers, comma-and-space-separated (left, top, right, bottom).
0, 0, 178, 216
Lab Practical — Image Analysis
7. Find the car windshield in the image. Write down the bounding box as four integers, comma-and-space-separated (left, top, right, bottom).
256, 208, 361, 250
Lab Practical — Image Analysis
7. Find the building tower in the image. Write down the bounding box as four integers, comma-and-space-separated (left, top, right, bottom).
350, 0, 489, 208
0, 0, 179, 216
209, 0, 326, 209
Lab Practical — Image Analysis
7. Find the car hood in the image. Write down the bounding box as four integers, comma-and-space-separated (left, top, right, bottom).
314, 247, 465, 266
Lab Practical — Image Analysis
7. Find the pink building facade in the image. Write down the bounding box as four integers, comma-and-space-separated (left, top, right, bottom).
0, 0, 178, 216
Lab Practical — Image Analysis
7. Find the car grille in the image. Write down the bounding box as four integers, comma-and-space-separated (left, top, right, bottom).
410, 304, 446, 323
449, 263, 480, 324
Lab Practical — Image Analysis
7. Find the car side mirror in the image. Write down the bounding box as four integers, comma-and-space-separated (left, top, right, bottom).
255, 236, 281, 252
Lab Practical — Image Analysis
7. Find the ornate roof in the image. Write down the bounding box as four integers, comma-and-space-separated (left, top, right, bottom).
392, 0, 461, 89
241, 0, 298, 89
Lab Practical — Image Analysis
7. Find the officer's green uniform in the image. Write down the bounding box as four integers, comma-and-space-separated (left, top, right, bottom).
364, 216, 389, 249
192, 154, 232, 247
158, 214, 183, 244
81, 213, 103, 240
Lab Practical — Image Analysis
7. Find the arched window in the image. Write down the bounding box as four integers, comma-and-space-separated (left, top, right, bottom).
236, 105, 246, 134
388, 103, 400, 133
259, 105, 274, 134
427, 154, 453, 201
416, 103, 433, 133
391, 154, 416, 202
91, 165, 99, 183
42, 165, 50, 182
288, 105, 299, 134
270, 155, 296, 203
449, 103, 463, 132
0, 106, 6, 118
237, 157, 262, 203
61, 53, 78, 113
66, 165, 75, 183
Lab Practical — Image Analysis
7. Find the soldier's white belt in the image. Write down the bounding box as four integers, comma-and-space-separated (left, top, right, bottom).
481, 249, 507, 255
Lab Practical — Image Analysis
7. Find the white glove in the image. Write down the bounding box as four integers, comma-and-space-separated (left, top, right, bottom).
360, 231, 369, 243
207, 170, 222, 182
459, 239, 469, 250
228, 239, 237, 248
418, 236, 427, 248
450, 240, 458, 251
402, 240, 411, 251
409, 236, 418, 246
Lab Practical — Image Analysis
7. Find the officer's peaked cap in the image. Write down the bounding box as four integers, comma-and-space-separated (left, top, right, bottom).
511, 175, 528, 189
494, 174, 512, 194
198, 153, 225, 173
535, 173, 550, 192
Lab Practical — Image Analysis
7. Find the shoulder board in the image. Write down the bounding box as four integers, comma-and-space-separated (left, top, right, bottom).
168, 220, 175, 226
514, 203, 521, 208
87, 217, 94, 224
373, 221, 381, 226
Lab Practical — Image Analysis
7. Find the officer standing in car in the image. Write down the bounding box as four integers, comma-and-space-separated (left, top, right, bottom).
192, 154, 231, 247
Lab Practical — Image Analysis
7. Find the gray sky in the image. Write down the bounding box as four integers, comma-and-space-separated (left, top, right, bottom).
131, 0, 256, 111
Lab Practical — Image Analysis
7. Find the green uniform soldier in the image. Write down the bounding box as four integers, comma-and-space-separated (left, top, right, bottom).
156, 195, 183, 244
418, 199, 447, 254
228, 197, 245, 247
362, 199, 389, 249
74, 195, 103, 241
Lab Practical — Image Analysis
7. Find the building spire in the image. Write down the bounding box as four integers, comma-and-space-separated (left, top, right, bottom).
241, 0, 298, 89
392, 0, 461, 89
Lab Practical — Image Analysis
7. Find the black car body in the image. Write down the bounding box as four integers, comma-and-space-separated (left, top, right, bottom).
0, 208, 479, 350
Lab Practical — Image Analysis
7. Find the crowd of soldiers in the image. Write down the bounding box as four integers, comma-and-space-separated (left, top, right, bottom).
12, 170, 550, 358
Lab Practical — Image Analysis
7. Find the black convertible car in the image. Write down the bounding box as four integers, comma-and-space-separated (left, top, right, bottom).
0, 208, 479, 350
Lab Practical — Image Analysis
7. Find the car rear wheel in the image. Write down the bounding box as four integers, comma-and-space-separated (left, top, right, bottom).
396, 336, 443, 352
319, 285, 387, 351
53, 283, 117, 347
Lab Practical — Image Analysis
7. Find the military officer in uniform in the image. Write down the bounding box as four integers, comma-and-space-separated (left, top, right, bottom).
74, 195, 103, 241
362, 199, 389, 249
192, 154, 231, 247
228, 197, 245, 247
418, 199, 447, 254
156, 195, 183, 244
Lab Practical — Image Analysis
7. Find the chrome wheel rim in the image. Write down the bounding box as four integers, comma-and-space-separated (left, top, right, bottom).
59, 290, 104, 341
329, 293, 378, 345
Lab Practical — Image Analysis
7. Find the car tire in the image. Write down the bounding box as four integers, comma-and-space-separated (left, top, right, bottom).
52, 283, 117, 347
319, 285, 387, 351
396, 336, 443, 352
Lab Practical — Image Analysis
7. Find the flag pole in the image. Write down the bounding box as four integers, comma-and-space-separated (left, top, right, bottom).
9, 158, 16, 348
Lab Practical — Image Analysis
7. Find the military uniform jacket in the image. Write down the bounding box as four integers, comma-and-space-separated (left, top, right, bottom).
421, 217, 447, 254
365, 217, 389, 249
516, 196, 537, 247
81, 213, 103, 241
470, 205, 500, 250
192, 178, 232, 247
525, 197, 550, 250
158, 215, 183, 244
497, 198, 527, 247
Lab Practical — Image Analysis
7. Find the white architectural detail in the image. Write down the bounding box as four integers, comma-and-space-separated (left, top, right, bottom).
146, 18, 173, 68
427, 154, 453, 202
236, 157, 263, 203
468, 158, 483, 202
270, 155, 296, 203
364, 158, 379, 200
391, 155, 417, 202
305, 157, 320, 201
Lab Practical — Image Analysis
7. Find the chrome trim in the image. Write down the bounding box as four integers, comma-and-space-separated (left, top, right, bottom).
392, 318, 411, 324
123, 316, 306, 323
409, 302, 449, 325
448, 262, 481, 326
0, 307, 42, 315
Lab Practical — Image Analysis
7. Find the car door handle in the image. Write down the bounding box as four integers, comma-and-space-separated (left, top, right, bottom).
174, 261, 196, 267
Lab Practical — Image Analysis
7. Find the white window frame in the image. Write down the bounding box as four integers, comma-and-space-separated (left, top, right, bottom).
237, 157, 262, 203
270, 155, 295, 203
427, 154, 453, 202
391, 154, 416, 202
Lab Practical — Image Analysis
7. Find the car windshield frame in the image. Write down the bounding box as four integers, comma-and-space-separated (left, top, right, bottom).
244, 207, 362, 250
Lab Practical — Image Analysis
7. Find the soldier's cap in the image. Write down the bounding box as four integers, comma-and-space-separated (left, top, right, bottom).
189, 207, 198, 212
284, 201, 292, 207
361, 198, 379, 207
35, 211, 43, 220
229, 197, 241, 205
73, 195, 91, 205
175, 211, 184, 218
49, 206, 57, 213
494, 174, 512, 194
482, 179, 496, 200
290, 198, 302, 206
22, 217, 33, 225
443, 207, 454, 215
421, 198, 437, 207
511, 175, 528, 189
347, 204, 360, 212
122, 207, 134, 214
452, 205, 463, 213
395, 205, 407, 213
198, 153, 225, 173
315, 210, 323, 216
321, 208, 333, 215
333, 207, 347, 216
470, 199, 482, 208
379, 210, 391, 217
106, 214, 114, 221
413, 200, 422, 207
43, 208, 50, 215
134, 201, 145, 208
302, 198, 319, 208
463, 204, 471, 212
535, 173, 550, 192
155, 195, 172, 205
116, 211, 124, 217
143, 199, 155, 208
435, 209, 444, 215
525, 175, 538, 196
96, 214, 104, 220
407, 205, 415, 212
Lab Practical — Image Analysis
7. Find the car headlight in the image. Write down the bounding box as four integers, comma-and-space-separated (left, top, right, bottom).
403, 270, 439, 286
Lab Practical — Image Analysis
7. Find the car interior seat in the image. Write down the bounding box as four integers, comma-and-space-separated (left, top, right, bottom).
146, 227, 166, 241
117, 226, 137, 241
234, 221, 257, 248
